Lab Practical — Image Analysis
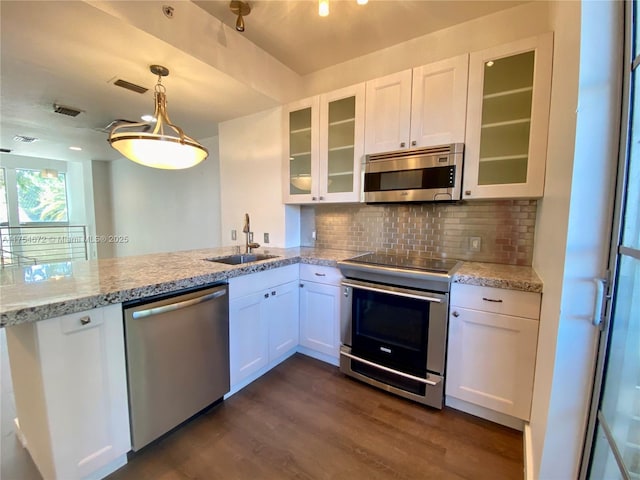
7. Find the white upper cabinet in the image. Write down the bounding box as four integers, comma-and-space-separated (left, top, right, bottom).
284, 83, 365, 204
463, 33, 553, 199
364, 54, 469, 154
410, 55, 469, 148
364, 69, 413, 153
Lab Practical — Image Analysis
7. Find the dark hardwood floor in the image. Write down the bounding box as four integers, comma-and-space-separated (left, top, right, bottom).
108, 354, 523, 480
2, 350, 524, 480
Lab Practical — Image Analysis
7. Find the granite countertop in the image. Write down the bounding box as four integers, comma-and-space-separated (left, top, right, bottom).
453, 262, 543, 293
0, 247, 543, 327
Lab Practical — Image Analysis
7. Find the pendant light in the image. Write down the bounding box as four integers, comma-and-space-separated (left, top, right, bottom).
108, 65, 208, 170
230, 1, 251, 32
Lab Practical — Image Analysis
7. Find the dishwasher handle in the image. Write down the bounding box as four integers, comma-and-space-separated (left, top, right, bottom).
132, 287, 227, 319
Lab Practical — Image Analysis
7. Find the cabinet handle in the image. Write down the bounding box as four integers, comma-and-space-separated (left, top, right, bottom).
314, 272, 326, 277
411, 141, 417, 146
312, 196, 317, 201
319, 196, 324, 201
299, 283, 304, 288
264, 293, 270, 299
400, 142, 406, 148
80, 315, 91, 325
271, 291, 276, 296
465, 190, 471, 196
452, 311, 459, 317
482, 297, 503, 303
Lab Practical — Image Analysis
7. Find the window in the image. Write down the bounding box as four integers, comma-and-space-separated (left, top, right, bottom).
15, 168, 69, 223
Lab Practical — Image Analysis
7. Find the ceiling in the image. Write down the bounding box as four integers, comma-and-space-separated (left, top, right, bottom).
0, 0, 526, 164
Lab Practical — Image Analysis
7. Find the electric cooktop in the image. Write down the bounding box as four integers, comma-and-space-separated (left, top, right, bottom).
343, 252, 460, 274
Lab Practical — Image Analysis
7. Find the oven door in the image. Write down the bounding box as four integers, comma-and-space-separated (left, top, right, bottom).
340, 279, 448, 390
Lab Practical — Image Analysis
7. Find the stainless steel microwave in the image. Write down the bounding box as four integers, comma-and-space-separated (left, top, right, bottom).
363, 143, 464, 203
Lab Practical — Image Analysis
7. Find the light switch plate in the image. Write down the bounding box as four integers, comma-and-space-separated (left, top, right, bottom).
231, 230, 237, 241
264, 233, 270, 243
470, 236, 481, 252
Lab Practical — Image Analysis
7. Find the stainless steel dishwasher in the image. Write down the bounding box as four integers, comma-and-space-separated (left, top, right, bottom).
123, 283, 229, 451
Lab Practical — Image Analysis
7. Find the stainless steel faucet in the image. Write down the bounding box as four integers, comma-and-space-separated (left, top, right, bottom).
243, 213, 260, 253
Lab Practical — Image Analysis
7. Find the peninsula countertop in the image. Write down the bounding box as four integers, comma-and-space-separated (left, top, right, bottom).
0, 247, 543, 327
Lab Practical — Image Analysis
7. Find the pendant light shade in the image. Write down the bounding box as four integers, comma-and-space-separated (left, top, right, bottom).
108, 65, 208, 170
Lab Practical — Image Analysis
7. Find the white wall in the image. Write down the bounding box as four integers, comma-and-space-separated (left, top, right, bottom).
91, 160, 115, 259
530, 1, 622, 478
108, 135, 222, 257
218, 107, 299, 249
66, 160, 98, 259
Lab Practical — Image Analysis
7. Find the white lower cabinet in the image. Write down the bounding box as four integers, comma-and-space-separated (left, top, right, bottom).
446, 283, 540, 423
298, 264, 343, 365
228, 265, 299, 391
5, 304, 130, 480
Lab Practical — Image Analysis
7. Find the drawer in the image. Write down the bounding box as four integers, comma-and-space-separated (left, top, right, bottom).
299, 264, 343, 285
451, 283, 541, 319
229, 264, 298, 299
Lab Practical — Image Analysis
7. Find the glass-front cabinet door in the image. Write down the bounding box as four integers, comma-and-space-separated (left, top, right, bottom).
284, 84, 364, 204
463, 33, 553, 199
286, 97, 319, 203
318, 83, 365, 203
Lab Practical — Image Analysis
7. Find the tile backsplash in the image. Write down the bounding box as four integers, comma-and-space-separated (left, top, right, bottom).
301, 200, 537, 266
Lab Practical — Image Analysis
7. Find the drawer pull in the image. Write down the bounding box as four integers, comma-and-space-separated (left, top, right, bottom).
482, 297, 503, 303
314, 272, 326, 277
452, 311, 460, 317
80, 316, 91, 326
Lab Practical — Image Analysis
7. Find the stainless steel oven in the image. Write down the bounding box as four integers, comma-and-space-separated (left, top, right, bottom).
338, 253, 460, 409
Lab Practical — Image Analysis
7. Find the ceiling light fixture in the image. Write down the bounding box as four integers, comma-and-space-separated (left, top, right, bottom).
69, 146, 82, 151
318, 0, 366, 16
230, 1, 250, 32
319, 0, 329, 17
108, 65, 208, 170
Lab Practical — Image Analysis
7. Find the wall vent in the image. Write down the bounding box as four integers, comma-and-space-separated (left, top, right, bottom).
13, 135, 38, 143
53, 103, 83, 117
114, 79, 148, 94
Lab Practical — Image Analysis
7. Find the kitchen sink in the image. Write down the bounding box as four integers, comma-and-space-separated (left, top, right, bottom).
204, 253, 279, 265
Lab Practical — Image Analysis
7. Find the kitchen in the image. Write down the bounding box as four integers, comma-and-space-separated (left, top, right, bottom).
0, 1, 635, 480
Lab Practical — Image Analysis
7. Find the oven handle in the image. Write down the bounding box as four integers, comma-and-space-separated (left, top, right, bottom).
340, 350, 440, 386
341, 280, 442, 303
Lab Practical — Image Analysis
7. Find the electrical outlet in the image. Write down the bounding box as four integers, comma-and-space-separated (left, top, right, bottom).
312, 231, 316, 240
264, 233, 270, 243
470, 236, 481, 252
231, 229, 237, 241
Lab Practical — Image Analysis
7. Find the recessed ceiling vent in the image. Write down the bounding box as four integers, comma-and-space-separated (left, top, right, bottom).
13, 135, 38, 143
53, 103, 83, 117
114, 79, 148, 94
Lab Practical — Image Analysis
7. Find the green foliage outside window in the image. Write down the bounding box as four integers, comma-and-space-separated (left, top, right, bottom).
16, 169, 69, 222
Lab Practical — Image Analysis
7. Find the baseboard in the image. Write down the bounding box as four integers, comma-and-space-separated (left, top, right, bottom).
296, 346, 339, 367
524, 422, 534, 480
445, 396, 525, 431
84, 454, 128, 480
